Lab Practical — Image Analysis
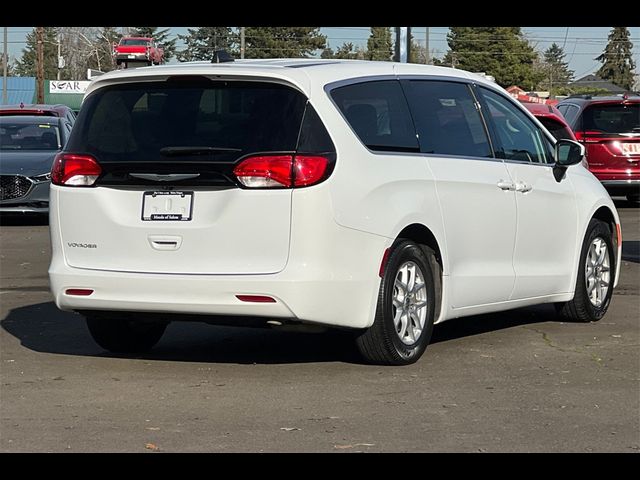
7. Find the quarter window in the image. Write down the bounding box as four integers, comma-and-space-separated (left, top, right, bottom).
404, 80, 492, 158
330, 80, 419, 152
557, 104, 580, 126
479, 87, 553, 164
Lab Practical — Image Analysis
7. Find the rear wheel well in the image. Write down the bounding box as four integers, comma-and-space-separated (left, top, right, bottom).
397, 224, 443, 270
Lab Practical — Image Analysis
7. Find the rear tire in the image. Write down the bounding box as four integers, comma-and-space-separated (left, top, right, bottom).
356, 240, 439, 365
556, 219, 614, 322
85, 316, 168, 353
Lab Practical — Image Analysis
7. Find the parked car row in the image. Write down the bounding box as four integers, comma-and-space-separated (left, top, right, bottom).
521, 94, 640, 203
0, 104, 75, 213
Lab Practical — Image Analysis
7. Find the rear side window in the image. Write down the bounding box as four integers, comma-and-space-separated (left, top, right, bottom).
330, 80, 419, 152
403, 80, 492, 158
557, 104, 580, 127
66, 79, 308, 163
582, 103, 640, 134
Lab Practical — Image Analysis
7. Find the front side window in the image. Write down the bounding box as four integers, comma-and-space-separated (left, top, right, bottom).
404, 80, 492, 158
330, 80, 419, 152
479, 87, 553, 164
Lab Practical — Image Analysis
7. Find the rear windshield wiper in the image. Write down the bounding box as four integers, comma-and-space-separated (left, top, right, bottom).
160, 146, 242, 156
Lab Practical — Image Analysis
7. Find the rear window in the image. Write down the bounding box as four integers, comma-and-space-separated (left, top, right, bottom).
66, 79, 308, 163
330, 80, 419, 152
120, 39, 150, 46
582, 103, 640, 134
538, 117, 574, 140
0, 121, 61, 150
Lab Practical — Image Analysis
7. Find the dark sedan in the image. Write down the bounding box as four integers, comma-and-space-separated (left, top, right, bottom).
0, 115, 72, 214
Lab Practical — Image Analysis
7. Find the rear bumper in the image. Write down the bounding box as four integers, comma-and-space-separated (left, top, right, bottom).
599, 179, 640, 195
115, 53, 150, 62
49, 186, 389, 329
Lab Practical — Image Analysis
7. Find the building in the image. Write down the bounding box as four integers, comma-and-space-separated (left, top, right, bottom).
568, 74, 627, 94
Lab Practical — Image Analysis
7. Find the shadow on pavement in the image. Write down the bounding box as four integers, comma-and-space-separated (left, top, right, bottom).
0, 214, 49, 227
1, 300, 564, 365
622, 240, 639, 264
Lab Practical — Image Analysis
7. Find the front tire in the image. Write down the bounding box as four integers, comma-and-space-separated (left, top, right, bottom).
85, 316, 168, 353
356, 240, 439, 365
557, 219, 614, 322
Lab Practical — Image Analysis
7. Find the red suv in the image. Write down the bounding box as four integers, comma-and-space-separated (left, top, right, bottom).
557, 94, 640, 202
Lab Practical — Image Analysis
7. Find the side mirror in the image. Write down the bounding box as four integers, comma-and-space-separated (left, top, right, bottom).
157, 43, 164, 49
555, 139, 585, 167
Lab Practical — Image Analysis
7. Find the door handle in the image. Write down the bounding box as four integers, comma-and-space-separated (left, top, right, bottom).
514, 181, 532, 193
497, 180, 515, 191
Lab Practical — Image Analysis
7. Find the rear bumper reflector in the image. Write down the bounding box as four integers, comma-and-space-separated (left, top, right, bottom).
65, 288, 94, 296
236, 295, 276, 303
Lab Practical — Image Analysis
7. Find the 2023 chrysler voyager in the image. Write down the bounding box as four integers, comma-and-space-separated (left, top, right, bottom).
48, 59, 621, 365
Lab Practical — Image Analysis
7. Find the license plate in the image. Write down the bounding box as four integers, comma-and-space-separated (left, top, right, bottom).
622, 143, 640, 155
142, 191, 193, 221
128, 54, 136, 59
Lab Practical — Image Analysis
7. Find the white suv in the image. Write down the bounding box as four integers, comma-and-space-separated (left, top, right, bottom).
49, 59, 621, 365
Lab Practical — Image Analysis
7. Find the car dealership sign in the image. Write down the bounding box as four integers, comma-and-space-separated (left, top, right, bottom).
49, 81, 91, 94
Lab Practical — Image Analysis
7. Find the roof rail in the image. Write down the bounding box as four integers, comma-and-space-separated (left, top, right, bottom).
567, 94, 592, 99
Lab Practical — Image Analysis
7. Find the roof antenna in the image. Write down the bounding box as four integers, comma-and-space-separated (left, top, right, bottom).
212, 50, 234, 63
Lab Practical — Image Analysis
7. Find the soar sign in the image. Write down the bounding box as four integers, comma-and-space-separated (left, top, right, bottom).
49, 81, 91, 94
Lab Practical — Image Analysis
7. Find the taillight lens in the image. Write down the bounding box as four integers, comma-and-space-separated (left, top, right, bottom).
233, 154, 331, 189
574, 131, 601, 143
51, 153, 102, 186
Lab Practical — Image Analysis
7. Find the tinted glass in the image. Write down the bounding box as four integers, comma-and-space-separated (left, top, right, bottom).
297, 104, 335, 153
330, 80, 419, 152
66, 80, 307, 163
480, 88, 553, 164
557, 104, 580, 126
538, 117, 573, 140
405, 80, 492, 157
121, 39, 150, 46
0, 121, 61, 150
582, 103, 640, 134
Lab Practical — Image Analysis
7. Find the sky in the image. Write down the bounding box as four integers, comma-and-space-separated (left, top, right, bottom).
4, 26, 640, 80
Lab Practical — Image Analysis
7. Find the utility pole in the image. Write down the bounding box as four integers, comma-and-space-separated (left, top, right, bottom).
2, 27, 7, 105
36, 27, 44, 103
240, 27, 245, 59
425, 27, 430, 64
394, 27, 410, 63
57, 32, 61, 80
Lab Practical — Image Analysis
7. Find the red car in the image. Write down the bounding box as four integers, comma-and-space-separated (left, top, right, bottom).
557, 94, 640, 202
113, 37, 164, 67
0, 103, 76, 125
521, 102, 576, 141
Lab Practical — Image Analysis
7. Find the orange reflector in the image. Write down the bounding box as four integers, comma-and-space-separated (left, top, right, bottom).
65, 289, 94, 296
616, 223, 622, 247
236, 295, 276, 303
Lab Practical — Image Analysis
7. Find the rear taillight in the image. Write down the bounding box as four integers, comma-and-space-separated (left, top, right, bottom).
574, 131, 602, 143
233, 154, 330, 189
51, 153, 102, 187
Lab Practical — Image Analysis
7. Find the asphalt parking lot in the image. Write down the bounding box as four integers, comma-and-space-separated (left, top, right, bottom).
0, 199, 638, 452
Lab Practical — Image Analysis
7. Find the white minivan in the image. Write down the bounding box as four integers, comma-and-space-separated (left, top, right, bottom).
49, 59, 621, 365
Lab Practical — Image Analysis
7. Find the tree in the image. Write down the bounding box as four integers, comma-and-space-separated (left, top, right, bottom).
596, 27, 636, 91
541, 43, 574, 90
243, 27, 325, 59
366, 27, 392, 61
177, 27, 236, 62
14, 27, 59, 78
93, 27, 123, 73
441, 27, 544, 89
131, 27, 177, 61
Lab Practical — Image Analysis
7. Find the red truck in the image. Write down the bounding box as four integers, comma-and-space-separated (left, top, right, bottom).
113, 37, 164, 68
